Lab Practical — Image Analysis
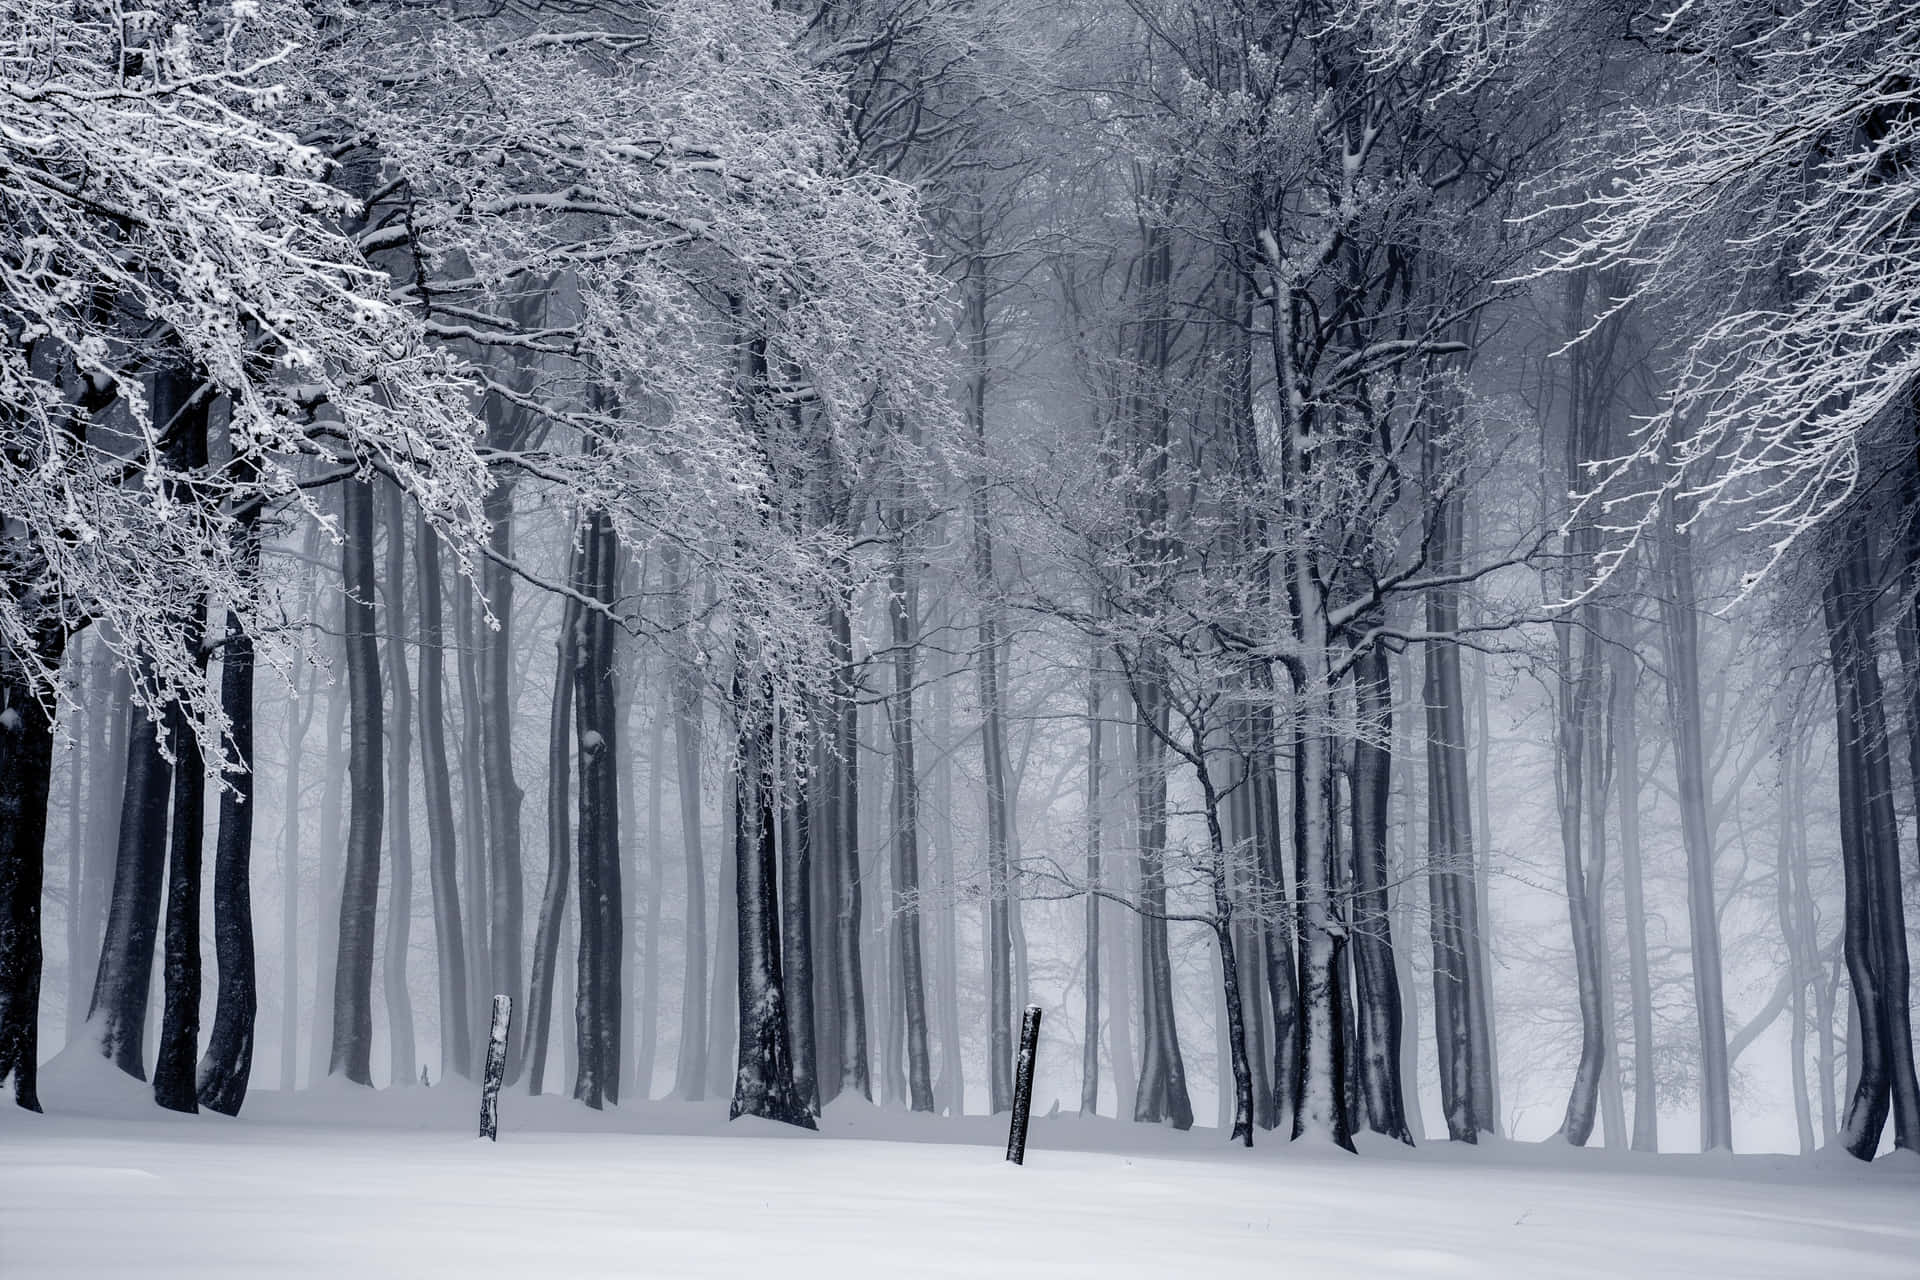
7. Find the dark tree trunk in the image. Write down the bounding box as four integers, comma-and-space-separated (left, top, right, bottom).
330, 476, 383, 1085
781, 717, 817, 1111
0, 627, 64, 1110
154, 603, 207, 1114
415, 516, 471, 1080
1289, 716, 1353, 1150
573, 511, 623, 1109
728, 672, 815, 1129
526, 535, 581, 1097
310, 601, 347, 1087
1421, 409, 1493, 1142
1825, 528, 1920, 1157
88, 654, 171, 1078
1349, 644, 1411, 1143
828, 584, 870, 1101
1130, 665, 1193, 1130
1254, 730, 1299, 1136
197, 497, 261, 1115
1187, 750, 1253, 1147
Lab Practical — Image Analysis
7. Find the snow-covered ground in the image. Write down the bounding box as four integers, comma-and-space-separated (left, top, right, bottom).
4, 1063, 1916, 1278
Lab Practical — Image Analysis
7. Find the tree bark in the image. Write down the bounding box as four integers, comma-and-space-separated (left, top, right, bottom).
1657, 512, 1734, 1151
636, 686, 665, 1100
87, 654, 171, 1078
381, 481, 415, 1086
526, 532, 581, 1096
1610, 617, 1659, 1151
197, 500, 261, 1114
1080, 638, 1103, 1117
828, 584, 870, 1101
780, 711, 817, 1112
454, 572, 491, 1069
888, 523, 934, 1113
0, 627, 63, 1110
1824, 528, 1920, 1156
1131, 663, 1193, 1130
1349, 643, 1411, 1143
154, 601, 207, 1114
279, 647, 313, 1092
572, 510, 623, 1109
665, 544, 710, 1101
415, 516, 470, 1080
329, 475, 383, 1085
728, 671, 815, 1129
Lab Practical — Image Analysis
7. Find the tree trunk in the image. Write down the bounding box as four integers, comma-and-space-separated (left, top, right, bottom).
1657, 513, 1734, 1151
310, 604, 347, 1088
62, 647, 88, 1041
1349, 644, 1411, 1143
927, 612, 964, 1115
572, 511, 623, 1109
1609, 615, 1659, 1151
1131, 664, 1193, 1130
330, 475, 384, 1086
829, 585, 870, 1101
454, 571, 491, 1069
197, 505, 261, 1114
526, 533, 581, 1096
1290, 710, 1351, 1150
665, 545, 710, 1101
381, 482, 415, 1086
708, 768, 740, 1098
728, 672, 815, 1129
1553, 598, 1608, 1147
1777, 721, 1816, 1156
415, 516, 470, 1080
280, 653, 312, 1092
637, 688, 666, 1100
780, 712, 817, 1112
1081, 638, 1103, 1117
72, 646, 125, 1049
154, 603, 207, 1114
1824, 528, 1920, 1156
0, 627, 64, 1110
479, 479, 525, 1083
964, 232, 1017, 1115
888, 525, 934, 1113
87, 653, 171, 1078
1421, 433, 1492, 1142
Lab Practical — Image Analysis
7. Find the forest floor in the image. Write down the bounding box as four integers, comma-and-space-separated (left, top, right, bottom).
4, 1057, 1917, 1278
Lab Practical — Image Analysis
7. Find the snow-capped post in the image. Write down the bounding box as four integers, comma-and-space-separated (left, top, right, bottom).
1005, 1004, 1043, 1165
479, 994, 513, 1141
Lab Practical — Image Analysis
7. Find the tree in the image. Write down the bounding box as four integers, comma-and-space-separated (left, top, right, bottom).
0, 2, 489, 1107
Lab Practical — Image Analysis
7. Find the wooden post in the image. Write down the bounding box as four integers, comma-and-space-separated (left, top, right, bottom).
479, 994, 512, 1141
1005, 1004, 1042, 1165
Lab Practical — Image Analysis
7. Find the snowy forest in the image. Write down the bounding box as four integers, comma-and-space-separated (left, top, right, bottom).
2, 0, 1919, 1273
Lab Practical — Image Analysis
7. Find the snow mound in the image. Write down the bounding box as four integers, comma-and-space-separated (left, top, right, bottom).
33, 1043, 186, 1122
